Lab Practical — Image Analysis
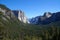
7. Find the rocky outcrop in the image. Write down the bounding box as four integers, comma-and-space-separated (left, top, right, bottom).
43, 12, 52, 18
12, 10, 29, 23
0, 4, 29, 23
0, 8, 16, 21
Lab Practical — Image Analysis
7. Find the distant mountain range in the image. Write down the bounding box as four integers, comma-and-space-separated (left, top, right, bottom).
0, 4, 60, 25
29, 12, 60, 25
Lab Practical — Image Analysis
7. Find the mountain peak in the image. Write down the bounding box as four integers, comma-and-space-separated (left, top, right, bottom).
44, 12, 52, 18
29, 12, 60, 25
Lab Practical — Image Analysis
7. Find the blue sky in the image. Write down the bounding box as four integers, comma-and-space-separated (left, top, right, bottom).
0, 0, 60, 18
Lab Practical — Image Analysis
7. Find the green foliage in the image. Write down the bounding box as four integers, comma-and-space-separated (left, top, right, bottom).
0, 15, 60, 40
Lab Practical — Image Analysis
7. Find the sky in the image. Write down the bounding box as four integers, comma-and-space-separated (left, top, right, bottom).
0, 0, 60, 18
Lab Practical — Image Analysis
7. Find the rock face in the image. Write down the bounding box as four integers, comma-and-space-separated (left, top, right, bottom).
43, 12, 52, 18
29, 12, 60, 25
0, 4, 29, 23
0, 8, 16, 22
12, 10, 28, 23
